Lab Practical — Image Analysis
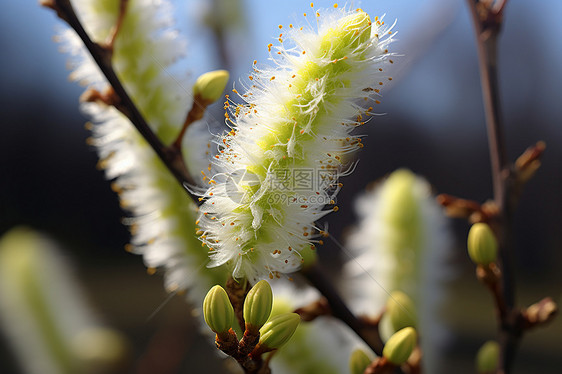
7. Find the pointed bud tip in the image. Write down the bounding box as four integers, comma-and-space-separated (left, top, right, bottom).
258, 313, 300, 350
244, 280, 273, 330
203, 285, 235, 334
320, 9, 373, 58
340, 10, 372, 44
382, 327, 417, 365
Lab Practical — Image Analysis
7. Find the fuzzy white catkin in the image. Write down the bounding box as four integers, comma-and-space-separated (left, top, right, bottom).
60, 0, 228, 305
197, 5, 396, 283
343, 169, 453, 373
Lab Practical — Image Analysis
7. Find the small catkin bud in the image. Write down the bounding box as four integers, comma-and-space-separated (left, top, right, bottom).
244, 280, 273, 330
349, 349, 373, 374
476, 340, 499, 373
467, 223, 498, 265
382, 327, 417, 365
203, 285, 234, 334
386, 290, 417, 332
320, 11, 372, 58
257, 313, 300, 351
193, 69, 230, 102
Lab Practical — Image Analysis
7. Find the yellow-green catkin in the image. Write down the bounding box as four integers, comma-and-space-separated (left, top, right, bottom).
197, 6, 396, 282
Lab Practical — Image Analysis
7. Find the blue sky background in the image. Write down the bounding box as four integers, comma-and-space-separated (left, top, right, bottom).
3, 0, 561, 140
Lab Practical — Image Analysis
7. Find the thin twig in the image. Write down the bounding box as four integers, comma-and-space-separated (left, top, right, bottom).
465, 1, 521, 372
225, 276, 250, 332
303, 264, 384, 356
172, 96, 212, 153
104, 0, 129, 51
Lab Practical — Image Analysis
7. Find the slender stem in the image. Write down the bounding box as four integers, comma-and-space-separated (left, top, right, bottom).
225, 276, 250, 332
104, 0, 129, 50
172, 96, 211, 152
45, 0, 196, 195
303, 264, 384, 356
465, 1, 518, 372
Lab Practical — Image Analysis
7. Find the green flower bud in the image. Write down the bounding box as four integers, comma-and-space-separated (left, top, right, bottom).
386, 290, 417, 332
349, 349, 373, 374
382, 327, 417, 365
193, 69, 230, 102
257, 313, 300, 351
467, 223, 498, 265
476, 340, 499, 373
203, 285, 234, 334
243, 280, 273, 330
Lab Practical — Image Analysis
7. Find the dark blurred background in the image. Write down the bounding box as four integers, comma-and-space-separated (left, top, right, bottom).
1, 0, 560, 373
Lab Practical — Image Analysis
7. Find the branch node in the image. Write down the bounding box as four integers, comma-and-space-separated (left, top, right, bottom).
172, 95, 212, 152
522, 297, 558, 329
80, 86, 120, 107
515, 141, 546, 184
293, 298, 331, 322
364, 357, 394, 374
436, 193, 491, 222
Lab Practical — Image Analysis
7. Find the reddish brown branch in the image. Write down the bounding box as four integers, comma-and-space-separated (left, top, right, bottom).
476, 263, 508, 320
293, 298, 331, 322
225, 277, 250, 332
104, 0, 129, 51
172, 96, 212, 152
514, 141, 546, 184
463, 2, 557, 373
364, 357, 394, 374
466, 1, 518, 372
302, 264, 385, 356
437, 193, 488, 222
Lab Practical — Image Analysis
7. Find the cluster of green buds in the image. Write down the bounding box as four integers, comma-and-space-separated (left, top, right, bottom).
348, 327, 418, 373
202, 280, 300, 363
